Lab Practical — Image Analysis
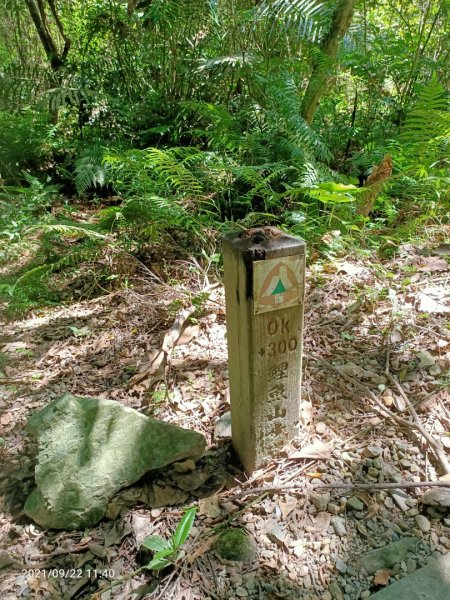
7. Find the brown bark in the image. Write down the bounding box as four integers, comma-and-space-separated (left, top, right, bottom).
356, 154, 393, 217
24, 0, 70, 71
301, 0, 356, 125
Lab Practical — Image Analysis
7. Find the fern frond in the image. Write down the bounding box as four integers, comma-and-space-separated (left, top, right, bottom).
28, 222, 108, 240
75, 143, 108, 195
399, 75, 450, 173
255, 0, 327, 43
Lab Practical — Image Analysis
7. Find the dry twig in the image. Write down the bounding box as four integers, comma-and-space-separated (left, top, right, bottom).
309, 353, 450, 475
224, 479, 450, 502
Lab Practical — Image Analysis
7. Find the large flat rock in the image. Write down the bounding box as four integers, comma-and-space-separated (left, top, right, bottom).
24, 394, 206, 529
370, 552, 450, 599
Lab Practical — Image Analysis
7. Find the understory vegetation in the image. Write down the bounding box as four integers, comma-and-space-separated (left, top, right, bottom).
0, 0, 449, 313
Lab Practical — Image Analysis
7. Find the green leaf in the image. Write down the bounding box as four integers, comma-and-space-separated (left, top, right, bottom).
145, 548, 174, 571
141, 535, 169, 552
172, 507, 197, 550
318, 182, 359, 192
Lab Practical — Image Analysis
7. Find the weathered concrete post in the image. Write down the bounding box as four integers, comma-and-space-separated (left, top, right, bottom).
222, 227, 306, 474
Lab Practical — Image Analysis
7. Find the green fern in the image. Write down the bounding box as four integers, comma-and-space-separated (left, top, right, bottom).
104, 147, 207, 197
75, 143, 108, 195
399, 74, 450, 174
255, 0, 327, 43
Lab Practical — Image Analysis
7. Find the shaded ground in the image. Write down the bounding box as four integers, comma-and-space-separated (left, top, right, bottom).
0, 226, 449, 599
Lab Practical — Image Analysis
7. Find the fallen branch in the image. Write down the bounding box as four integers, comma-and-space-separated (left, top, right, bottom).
387, 373, 450, 474
224, 479, 450, 502
310, 353, 450, 475
128, 304, 197, 389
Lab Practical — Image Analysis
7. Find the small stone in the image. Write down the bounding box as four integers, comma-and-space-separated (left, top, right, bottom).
383, 395, 395, 407
406, 558, 417, 573
328, 502, 342, 515
322, 592, 332, 600
347, 497, 364, 511
267, 524, 288, 547
443, 518, 450, 527
311, 492, 331, 511
391, 489, 409, 512
314, 512, 331, 532
415, 515, 431, 533
407, 508, 419, 517
299, 565, 309, 577
401, 459, 411, 468
214, 411, 232, 438
368, 467, 379, 477
364, 446, 382, 458
361, 591, 371, 599
410, 463, 420, 473
335, 557, 347, 574
384, 497, 395, 509
331, 516, 347, 537
373, 458, 382, 469
328, 581, 344, 600
316, 422, 327, 434
303, 575, 312, 589
243, 574, 256, 591
439, 536, 450, 549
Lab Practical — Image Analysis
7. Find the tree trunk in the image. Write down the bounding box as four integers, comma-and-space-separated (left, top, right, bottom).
356, 154, 393, 217
24, 0, 70, 71
301, 0, 356, 125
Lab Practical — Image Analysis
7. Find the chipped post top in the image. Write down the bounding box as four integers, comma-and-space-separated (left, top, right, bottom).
223, 227, 306, 262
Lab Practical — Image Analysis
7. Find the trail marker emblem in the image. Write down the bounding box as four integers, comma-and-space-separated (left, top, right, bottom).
254, 255, 303, 314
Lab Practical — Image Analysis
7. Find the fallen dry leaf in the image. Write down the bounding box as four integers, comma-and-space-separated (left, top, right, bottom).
418, 257, 449, 272
278, 495, 297, 520
186, 534, 219, 564
373, 569, 391, 586
0, 412, 13, 425
314, 512, 331, 531
291, 439, 334, 460
198, 495, 221, 519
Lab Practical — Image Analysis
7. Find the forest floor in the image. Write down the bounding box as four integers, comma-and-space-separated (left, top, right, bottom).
0, 225, 450, 600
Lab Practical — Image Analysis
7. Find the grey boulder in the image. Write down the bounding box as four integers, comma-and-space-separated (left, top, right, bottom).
24, 394, 206, 529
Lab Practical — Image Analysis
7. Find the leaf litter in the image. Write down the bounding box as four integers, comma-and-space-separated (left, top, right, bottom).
0, 232, 450, 599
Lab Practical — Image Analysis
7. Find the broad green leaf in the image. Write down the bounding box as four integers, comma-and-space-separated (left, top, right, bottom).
318, 182, 358, 192
141, 535, 169, 552
172, 507, 197, 550
307, 190, 356, 204
145, 548, 174, 571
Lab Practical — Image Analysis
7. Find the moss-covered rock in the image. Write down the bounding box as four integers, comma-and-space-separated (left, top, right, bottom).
215, 528, 256, 562
24, 393, 206, 529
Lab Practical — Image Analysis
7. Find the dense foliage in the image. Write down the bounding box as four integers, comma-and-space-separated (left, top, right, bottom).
0, 0, 448, 312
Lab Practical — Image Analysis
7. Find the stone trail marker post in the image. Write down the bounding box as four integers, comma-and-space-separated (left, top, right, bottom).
222, 227, 306, 474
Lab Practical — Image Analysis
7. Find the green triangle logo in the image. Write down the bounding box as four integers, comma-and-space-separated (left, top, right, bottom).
271, 278, 287, 295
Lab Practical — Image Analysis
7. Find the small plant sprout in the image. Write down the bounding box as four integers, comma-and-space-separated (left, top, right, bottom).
141, 507, 197, 571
